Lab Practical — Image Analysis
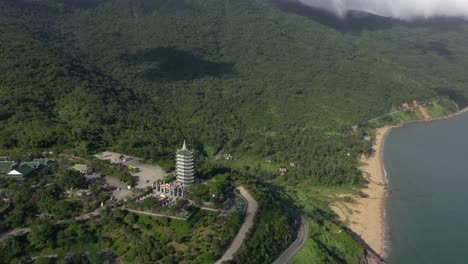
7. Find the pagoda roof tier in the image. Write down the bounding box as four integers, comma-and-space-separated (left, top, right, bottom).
176, 160, 193, 164
176, 158, 194, 163
177, 166, 193, 170
176, 154, 193, 158
176, 171, 194, 176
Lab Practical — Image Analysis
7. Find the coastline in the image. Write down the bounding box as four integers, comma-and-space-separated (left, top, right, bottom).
330, 127, 389, 259
397, 106, 468, 127
360, 126, 391, 257
330, 106, 468, 261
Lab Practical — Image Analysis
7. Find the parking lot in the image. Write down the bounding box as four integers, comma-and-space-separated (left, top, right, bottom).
94, 151, 168, 189
86, 173, 132, 201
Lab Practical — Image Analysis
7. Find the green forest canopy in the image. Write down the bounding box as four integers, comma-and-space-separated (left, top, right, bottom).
0, 0, 467, 181
2, 1, 467, 263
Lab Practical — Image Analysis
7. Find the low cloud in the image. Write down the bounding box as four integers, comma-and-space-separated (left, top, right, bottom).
297, 0, 468, 19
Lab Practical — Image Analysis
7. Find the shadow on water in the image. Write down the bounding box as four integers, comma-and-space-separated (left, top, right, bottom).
124, 47, 236, 81
273, 0, 468, 34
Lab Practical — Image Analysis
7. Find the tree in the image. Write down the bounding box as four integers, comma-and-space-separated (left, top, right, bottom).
59, 170, 86, 190
6, 203, 36, 228
38, 196, 55, 214
88, 250, 101, 264
88, 183, 101, 197
53, 200, 81, 218
33, 258, 54, 264
0, 236, 27, 262
28, 221, 56, 250
123, 213, 137, 226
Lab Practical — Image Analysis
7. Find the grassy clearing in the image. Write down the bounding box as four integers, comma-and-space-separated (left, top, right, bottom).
367, 99, 459, 129
425, 100, 458, 118
367, 110, 417, 128
273, 178, 364, 264
290, 217, 363, 264
389, 110, 420, 123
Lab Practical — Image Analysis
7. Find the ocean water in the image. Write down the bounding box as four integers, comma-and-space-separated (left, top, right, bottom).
384, 112, 468, 264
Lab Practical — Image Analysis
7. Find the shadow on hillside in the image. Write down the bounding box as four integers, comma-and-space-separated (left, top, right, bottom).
138, 0, 185, 12
125, 47, 236, 81
59, 0, 111, 9
273, 0, 396, 33
405, 17, 468, 32
273, 0, 468, 34
411, 41, 452, 58
56, 0, 184, 11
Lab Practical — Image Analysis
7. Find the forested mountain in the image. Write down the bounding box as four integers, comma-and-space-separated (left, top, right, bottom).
1, 0, 467, 173
2, 0, 468, 263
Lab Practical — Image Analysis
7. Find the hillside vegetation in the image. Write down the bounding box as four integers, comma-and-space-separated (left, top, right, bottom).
1, 0, 467, 160
1, 0, 467, 263
1, 0, 466, 182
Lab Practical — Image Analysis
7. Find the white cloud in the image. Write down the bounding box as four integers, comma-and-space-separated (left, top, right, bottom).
297, 0, 468, 19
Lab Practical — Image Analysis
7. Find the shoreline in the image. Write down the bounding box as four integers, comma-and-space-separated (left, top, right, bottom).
330, 106, 468, 261
395, 106, 468, 128
358, 126, 391, 257
330, 127, 390, 259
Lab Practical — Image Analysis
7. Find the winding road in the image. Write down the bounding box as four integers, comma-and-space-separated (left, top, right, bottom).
272, 216, 309, 264
215, 186, 259, 264
0, 227, 30, 242
1, 185, 307, 264
0, 208, 101, 242
214, 186, 308, 264
123, 208, 188, 221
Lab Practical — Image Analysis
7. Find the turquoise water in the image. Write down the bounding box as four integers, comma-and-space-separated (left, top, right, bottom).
384, 112, 468, 264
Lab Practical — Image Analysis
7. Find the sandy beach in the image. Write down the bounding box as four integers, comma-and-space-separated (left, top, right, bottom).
331, 127, 391, 257
330, 107, 468, 260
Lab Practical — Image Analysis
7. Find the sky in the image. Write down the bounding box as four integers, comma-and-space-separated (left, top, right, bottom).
297, 0, 468, 19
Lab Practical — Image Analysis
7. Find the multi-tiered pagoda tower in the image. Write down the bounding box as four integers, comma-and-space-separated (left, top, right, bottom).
176, 141, 194, 184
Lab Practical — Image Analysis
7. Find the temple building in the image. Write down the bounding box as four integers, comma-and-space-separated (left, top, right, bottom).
176, 141, 194, 184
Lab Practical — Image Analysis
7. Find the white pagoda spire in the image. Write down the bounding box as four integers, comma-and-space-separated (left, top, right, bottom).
176, 140, 194, 185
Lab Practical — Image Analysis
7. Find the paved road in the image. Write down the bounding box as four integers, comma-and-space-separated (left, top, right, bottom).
0, 227, 30, 242
123, 208, 187, 221
272, 216, 309, 264
0, 208, 101, 242
73, 208, 101, 221
31, 254, 58, 260
215, 186, 259, 264
86, 173, 132, 201
200, 206, 221, 212
213, 146, 225, 161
